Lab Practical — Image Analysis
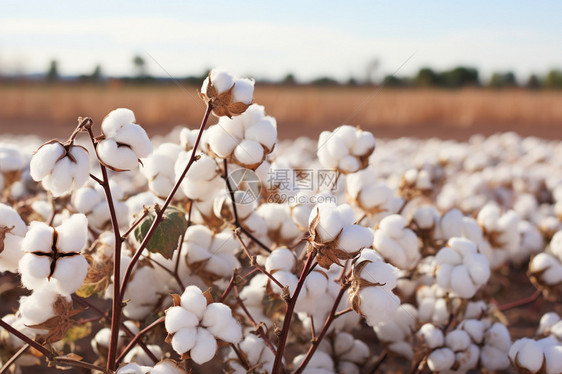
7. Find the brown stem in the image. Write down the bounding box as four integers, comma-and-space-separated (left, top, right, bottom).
0, 319, 50, 357
223, 159, 271, 253
497, 289, 542, 312
121, 207, 151, 239
293, 283, 349, 374
234, 231, 285, 291
116, 316, 165, 365
0, 343, 30, 374
369, 349, 388, 374
119, 103, 212, 301
234, 284, 277, 355
271, 250, 317, 374
221, 267, 259, 302
52, 356, 109, 373
89, 173, 103, 185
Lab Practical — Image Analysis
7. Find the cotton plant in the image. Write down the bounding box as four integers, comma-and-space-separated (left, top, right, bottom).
225, 335, 275, 374
317, 125, 375, 174
509, 337, 562, 374
317, 332, 370, 374
372, 303, 417, 359
206, 104, 277, 169
256, 203, 301, 246
116, 360, 187, 374
96, 108, 153, 171
164, 285, 242, 364
174, 150, 223, 201
200, 68, 255, 118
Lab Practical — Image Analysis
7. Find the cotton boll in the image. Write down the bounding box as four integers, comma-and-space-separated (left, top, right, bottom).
234, 139, 264, 167
51, 255, 89, 295
427, 348, 455, 372
115, 363, 148, 374
232, 78, 254, 104
56, 214, 88, 253
190, 327, 217, 365
114, 124, 153, 158
208, 68, 235, 94
445, 330, 471, 351
171, 327, 197, 354
202, 303, 233, 331
165, 306, 199, 334
352, 130, 376, 156
245, 118, 277, 150
418, 324, 444, 349
538, 312, 561, 335
359, 286, 400, 325
30, 142, 64, 181
150, 360, 185, 374
459, 320, 486, 344
97, 139, 139, 171
265, 247, 296, 272
509, 338, 544, 373
543, 343, 562, 374
124, 345, 163, 367
339, 155, 360, 173
207, 125, 239, 158
102, 108, 136, 137
180, 286, 208, 319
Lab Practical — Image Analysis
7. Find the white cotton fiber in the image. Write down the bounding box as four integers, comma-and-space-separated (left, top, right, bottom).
265, 247, 295, 272
52, 255, 89, 295
171, 326, 198, 354
232, 78, 255, 104
97, 139, 139, 171
234, 139, 264, 166
180, 286, 208, 319
165, 306, 199, 334
55, 214, 88, 253
101, 108, 135, 137
337, 225, 373, 254
208, 69, 235, 94
30, 142, 64, 181
113, 124, 153, 158
190, 327, 217, 364
418, 324, 444, 349
427, 348, 455, 371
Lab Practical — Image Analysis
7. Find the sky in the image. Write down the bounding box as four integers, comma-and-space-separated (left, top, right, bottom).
0, 1, 561, 82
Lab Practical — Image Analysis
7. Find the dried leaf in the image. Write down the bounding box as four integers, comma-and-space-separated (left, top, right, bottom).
28, 296, 83, 343
0, 225, 15, 254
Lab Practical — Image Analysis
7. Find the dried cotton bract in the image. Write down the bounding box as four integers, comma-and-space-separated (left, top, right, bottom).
201, 68, 254, 117
308, 202, 373, 268
97, 108, 153, 171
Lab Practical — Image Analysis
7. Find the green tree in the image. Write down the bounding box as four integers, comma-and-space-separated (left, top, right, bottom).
439, 66, 479, 88
526, 74, 541, 89
489, 72, 517, 88
46, 60, 59, 82
544, 70, 562, 89
414, 67, 439, 87
90, 65, 102, 81
132, 55, 147, 78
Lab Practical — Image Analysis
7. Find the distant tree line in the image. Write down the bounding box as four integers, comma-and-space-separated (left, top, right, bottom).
3, 55, 562, 90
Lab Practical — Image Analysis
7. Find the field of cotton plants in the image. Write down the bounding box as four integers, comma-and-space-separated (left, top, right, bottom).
0, 69, 561, 374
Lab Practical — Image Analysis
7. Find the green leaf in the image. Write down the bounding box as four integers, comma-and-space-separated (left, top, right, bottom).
134, 206, 187, 260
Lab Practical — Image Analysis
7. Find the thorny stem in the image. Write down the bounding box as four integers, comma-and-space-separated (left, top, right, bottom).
234, 230, 285, 291
223, 159, 272, 253
0, 343, 30, 374
497, 289, 542, 312
0, 319, 50, 357
271, 250, 317, 374
84, 124, 125, 371
116, 316, 165, 365
293, 283, 349, 374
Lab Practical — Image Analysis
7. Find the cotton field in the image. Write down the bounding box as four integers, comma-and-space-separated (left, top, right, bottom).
0, 70, 561, 374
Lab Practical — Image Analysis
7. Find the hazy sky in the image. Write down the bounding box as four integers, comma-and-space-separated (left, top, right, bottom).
1, 1, 560, 82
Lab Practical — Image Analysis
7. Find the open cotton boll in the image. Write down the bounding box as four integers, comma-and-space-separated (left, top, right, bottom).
270, 271, 299, 295
234, 139, 264, 166
116, 363, 151, 374
245, 118, 277, 150
19, 286, 60, 326
180, 286, 208, 320
51, 255, 89, 294
101, 108, 136, 137
97, 139, 140, 171
113, 124, 153, 158
427, 348, 455, 372
373, 214, 420, 270
359, 286, 400, 325
165, 307, 199, 334
171, 327, 198, 354
373, 303, 417, 343
265, 247, 296, 272
190, 327, 217, 365
150, 361, 186, 374
232, 78, 255, 104
418, 324, 444, 349
0, 204, 27, 272
337, 225, 374, 254
538, 312, 561, 335
55, 214, 88, 253
293, 351, 335, 372
509, 338, 544, 373
206, 125, 239, 157
206, 68, 235, 94
124, 345, 163, 367
30, 142, 64, 181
